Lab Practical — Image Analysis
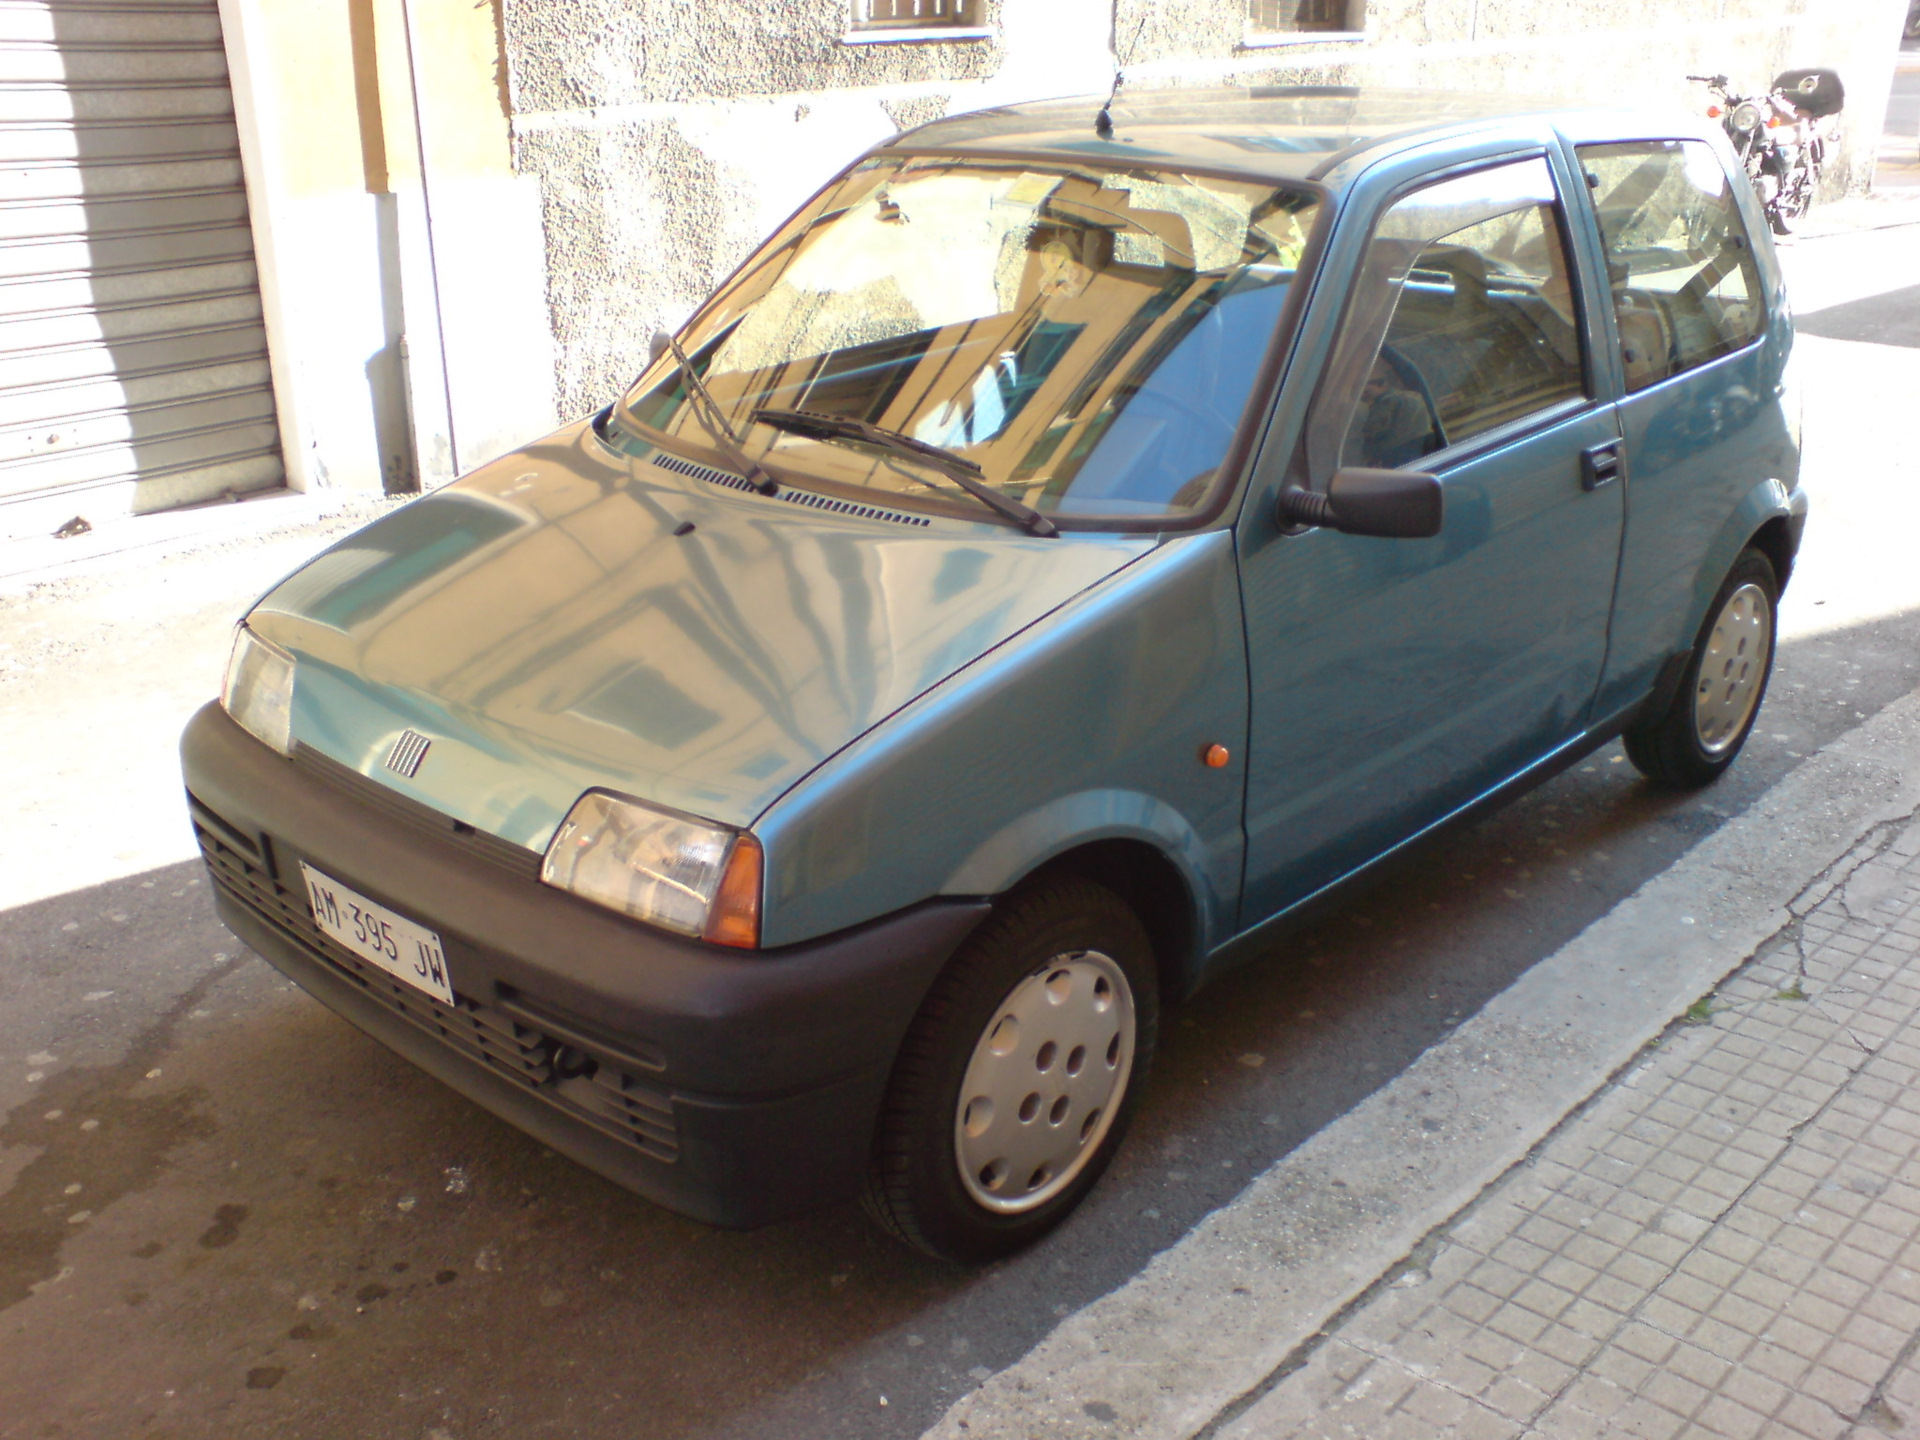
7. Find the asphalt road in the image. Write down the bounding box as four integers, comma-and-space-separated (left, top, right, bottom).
1, 227, 1917, 1440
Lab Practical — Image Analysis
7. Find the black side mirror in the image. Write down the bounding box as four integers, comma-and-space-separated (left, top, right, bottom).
1278, 467, 1443, 539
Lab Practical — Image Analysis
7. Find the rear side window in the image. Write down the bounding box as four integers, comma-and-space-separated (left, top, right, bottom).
1306, 156, 1587, 481
1578, 140, 1764, 391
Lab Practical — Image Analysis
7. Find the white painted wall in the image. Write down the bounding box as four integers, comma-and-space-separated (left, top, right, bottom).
217, 0, 555, 499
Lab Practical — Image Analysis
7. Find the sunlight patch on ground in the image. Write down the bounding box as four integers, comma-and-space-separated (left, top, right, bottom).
0, 531, 353, 913
1778, 332, 1920, 643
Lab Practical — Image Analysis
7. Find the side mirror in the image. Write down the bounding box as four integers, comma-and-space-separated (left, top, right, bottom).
649, 330, 673, 364
1278, 467, 1443, 539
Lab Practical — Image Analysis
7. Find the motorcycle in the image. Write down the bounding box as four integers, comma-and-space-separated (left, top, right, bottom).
1689, 69, 1845, 235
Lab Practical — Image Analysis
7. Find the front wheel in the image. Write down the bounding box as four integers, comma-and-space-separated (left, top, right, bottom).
1759, 170, 1799, 235
1623, 547, 1777, 788
863, 876, 1159, 1263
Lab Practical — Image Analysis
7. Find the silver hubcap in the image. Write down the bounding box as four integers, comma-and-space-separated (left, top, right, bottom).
955, 951, 1135, 1215
1693, 581, 1772, 754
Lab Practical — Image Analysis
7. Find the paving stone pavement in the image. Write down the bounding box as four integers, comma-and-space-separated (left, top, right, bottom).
1216, 813, 1920, 1440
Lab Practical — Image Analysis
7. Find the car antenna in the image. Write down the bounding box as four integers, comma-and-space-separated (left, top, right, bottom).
1094, 12, 1148, 139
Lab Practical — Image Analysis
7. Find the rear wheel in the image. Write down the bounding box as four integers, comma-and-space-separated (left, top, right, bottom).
1776, 162, 1815, 229
1624, 547, 1777, 788
863, 876, 1158, 1263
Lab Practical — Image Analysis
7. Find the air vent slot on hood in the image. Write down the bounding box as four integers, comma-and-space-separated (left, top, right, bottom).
649, 453, 931, 528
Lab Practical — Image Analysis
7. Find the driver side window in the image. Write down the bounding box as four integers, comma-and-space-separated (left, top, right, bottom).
1307, 157, 1588, 482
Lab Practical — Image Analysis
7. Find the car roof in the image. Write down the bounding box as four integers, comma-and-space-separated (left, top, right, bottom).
885, 86, 1632, 187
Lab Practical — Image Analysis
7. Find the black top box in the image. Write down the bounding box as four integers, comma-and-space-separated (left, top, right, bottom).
1773, 68, 1845, 118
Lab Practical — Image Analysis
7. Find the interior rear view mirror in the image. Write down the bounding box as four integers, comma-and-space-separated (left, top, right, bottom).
1278, 467, 1443, 539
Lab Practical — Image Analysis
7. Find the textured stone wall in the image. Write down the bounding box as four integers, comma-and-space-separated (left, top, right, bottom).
501, 0, 1907, 420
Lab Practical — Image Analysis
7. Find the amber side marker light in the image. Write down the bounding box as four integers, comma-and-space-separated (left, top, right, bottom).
1706, 104, 1722, 117
704, 834, 762, 949
1202, 743, 1231, 769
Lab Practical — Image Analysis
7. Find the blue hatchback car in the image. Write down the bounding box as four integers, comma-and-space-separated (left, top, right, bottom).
183, 88, 1804, 1261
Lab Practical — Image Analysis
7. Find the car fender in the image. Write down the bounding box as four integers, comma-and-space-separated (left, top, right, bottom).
1690, 474, 1798, 636
753, 531, 1249, 952
939, 788, 1219, 943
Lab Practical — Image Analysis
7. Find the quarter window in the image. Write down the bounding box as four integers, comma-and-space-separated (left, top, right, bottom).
1306, 157, 1586, 481
1578, 141, 1763, 391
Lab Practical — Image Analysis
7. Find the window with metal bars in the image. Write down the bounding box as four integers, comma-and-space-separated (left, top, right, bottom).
851, 0, 984, 31
1247, 0, 1360, 34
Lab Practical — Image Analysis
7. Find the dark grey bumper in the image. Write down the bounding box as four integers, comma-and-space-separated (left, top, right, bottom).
181, 702, 988, 1228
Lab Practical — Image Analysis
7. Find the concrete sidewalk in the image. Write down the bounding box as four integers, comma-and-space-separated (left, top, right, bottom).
1219, 813, 1920, 1438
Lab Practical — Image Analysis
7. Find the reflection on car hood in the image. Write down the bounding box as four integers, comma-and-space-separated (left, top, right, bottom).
247, 421, 1153, 848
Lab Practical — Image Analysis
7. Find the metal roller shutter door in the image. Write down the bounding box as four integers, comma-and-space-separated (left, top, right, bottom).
0, 0, 282, 540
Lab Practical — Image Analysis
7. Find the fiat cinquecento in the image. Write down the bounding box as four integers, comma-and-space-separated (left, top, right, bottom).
182, 88, 1804, 1261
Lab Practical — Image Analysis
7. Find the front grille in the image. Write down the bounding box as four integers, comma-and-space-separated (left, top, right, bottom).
190, 796, 678, 1162
291, 745, 542, 881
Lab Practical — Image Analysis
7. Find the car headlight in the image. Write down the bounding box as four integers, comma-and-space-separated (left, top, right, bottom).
221, 623, 295, 756
1730, 101, 1764, 133
541, 790, 762, 948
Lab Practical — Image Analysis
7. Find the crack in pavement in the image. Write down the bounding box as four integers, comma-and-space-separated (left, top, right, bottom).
1850, 1384, 1911, 1438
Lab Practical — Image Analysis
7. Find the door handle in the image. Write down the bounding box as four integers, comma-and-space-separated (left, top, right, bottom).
1581, 439, 1624, 491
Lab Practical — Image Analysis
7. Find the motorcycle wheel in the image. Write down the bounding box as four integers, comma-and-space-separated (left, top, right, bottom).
1779, 160, 1817, 229
1783, 179, 1813, 222
1755, 171, 1791, 236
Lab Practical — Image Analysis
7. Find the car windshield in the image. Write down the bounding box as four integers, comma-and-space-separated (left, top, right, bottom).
617, 155, 1321, 527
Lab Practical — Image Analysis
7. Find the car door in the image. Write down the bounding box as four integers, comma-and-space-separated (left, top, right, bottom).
1571, 137, 1793, 718
1236, 148, 1626, 926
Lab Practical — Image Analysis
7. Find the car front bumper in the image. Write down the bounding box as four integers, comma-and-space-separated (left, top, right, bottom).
180, 702, 988, 1228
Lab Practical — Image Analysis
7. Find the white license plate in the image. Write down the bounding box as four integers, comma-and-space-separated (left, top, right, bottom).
300, 863, 455, 1005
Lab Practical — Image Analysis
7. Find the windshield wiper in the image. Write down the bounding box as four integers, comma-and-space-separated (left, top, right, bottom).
752, 407, 1057, 538
662, 336, 778, 496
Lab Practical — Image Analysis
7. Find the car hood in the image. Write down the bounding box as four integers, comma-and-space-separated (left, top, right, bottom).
248, 421, 1153, 849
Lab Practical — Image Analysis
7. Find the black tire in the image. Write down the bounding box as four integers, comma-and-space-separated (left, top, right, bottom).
1624, 547, 1778, 789
863, 876, 1159, 1264
1768, 197, 1793, 237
